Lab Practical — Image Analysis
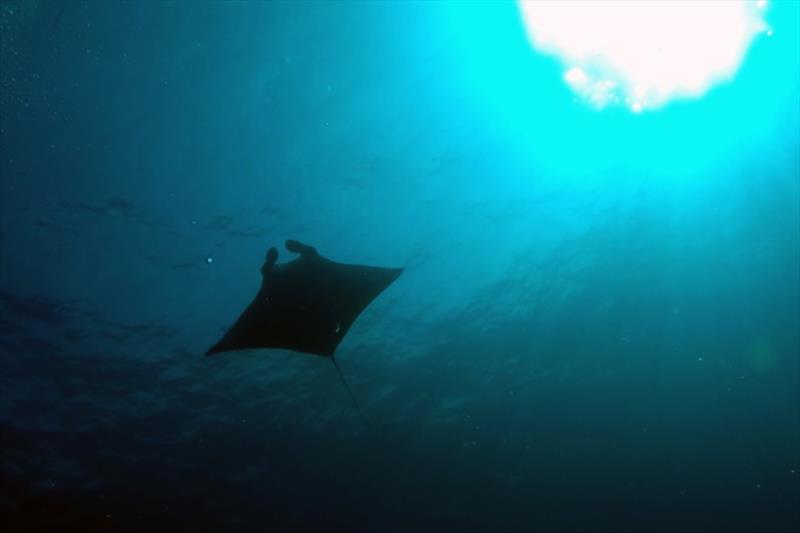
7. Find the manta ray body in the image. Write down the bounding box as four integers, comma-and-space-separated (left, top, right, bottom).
207, 240, 403, 357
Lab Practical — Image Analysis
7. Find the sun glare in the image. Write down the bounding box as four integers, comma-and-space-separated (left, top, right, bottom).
518, 1, 771, 112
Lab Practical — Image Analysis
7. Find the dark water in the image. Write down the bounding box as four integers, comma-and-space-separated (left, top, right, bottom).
1, 2, 798, 532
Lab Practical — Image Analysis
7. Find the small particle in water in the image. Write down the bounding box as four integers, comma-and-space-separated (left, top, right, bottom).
206, 257, 213, 264
767, 29, 774, 37
697, 357, 703, 362
756, 484, 761, 489
790, 469, 796, 475
335, 323, 341, 333
191, 220, 197, 225
475, 426, 480, 431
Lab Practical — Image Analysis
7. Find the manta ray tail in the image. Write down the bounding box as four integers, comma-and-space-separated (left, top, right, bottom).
330, 356, 370, 429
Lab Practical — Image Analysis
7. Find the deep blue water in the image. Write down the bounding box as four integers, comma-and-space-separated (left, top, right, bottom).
1, 2, 798, 532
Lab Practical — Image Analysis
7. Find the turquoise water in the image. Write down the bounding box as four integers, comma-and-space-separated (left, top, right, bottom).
1, 2, 798, 531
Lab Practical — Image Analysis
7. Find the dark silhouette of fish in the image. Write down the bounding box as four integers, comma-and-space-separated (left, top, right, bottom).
206, 240, 402, 412
207, 240, 402, 357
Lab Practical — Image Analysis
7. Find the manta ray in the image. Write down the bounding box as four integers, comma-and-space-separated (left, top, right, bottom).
206, 240, 403, 409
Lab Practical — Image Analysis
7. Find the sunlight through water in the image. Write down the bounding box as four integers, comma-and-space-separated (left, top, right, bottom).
518, 0, 771, 112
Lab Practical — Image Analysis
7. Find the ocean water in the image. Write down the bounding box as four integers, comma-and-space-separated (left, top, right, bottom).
1, 2, 798, 532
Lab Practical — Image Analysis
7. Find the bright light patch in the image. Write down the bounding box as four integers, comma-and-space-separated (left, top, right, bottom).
519, 1, 771, 112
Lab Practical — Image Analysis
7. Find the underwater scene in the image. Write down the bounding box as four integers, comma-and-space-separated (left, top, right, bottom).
1, 1, 798, 532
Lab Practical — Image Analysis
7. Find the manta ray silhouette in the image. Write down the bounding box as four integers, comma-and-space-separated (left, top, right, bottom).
206, 240, 403, 409
207, 239, 402, 356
